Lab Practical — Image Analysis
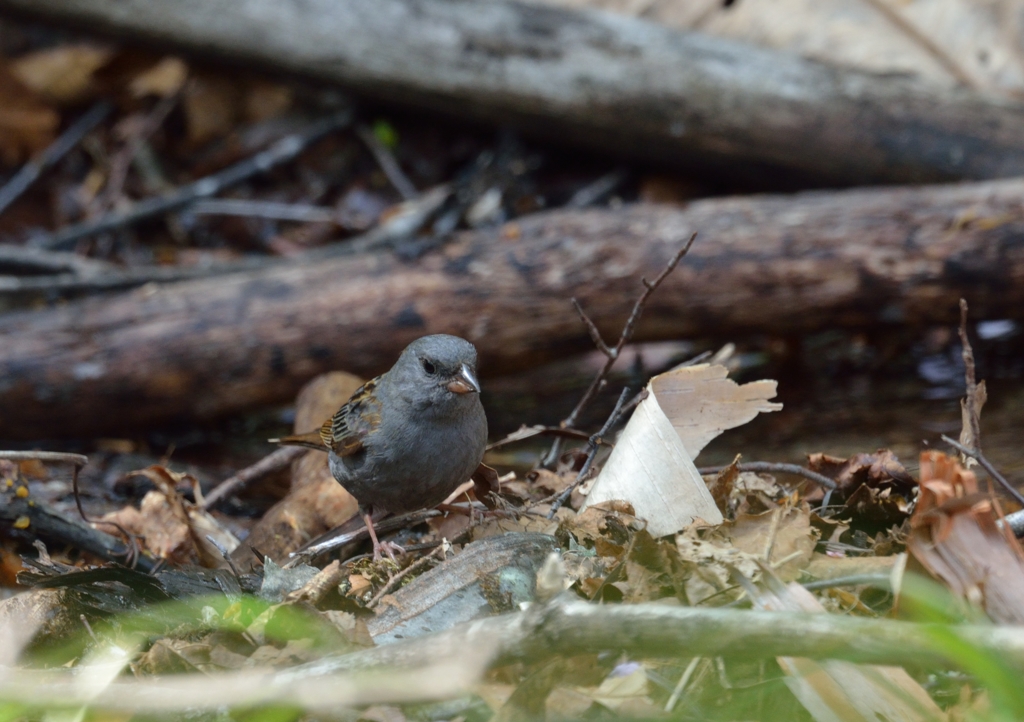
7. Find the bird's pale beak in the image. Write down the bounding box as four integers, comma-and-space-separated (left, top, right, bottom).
447, 364, 481, 394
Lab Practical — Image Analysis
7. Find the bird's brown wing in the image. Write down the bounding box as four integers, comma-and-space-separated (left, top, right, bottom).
319, 376, 383, 456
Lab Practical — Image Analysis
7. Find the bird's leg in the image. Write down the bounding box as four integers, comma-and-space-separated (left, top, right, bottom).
362, 508, 405, 562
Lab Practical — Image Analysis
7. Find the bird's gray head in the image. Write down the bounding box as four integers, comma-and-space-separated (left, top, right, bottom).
389, 334, 481, 411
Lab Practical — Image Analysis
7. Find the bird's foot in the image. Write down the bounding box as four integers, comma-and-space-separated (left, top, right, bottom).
373, 540, 406, 562
363, 510, 405, 561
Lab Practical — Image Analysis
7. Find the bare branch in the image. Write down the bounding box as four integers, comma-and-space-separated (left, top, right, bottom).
696, 462, 837, 491
189, 199, 339, 224
546, 386, 641, 517
202, 446, 306, 510
941, 435, 1024, 507
286, 509, 443, 566
35, 110, 353, 250
91, 94, 178, 215
0, 450, 88, 467
571, 297, 612, 357
485, 424, 609, 451
565, 168, 627, 208
544, 232, 697, 465
0, 101, 111, 217
356, 124, 418, 201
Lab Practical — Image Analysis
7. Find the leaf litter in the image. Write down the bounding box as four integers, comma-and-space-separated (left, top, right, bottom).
3, 291, 1023, 721
0, 16, 1021, 722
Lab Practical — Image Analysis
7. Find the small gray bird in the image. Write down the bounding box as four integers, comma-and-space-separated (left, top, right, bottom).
277, 335, 487, 560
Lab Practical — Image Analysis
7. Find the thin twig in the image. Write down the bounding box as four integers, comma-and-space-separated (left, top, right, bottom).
940, 435, 1024, 507
547, 387, 634, 518
696, 462, 837, 491
0, 450, 89, 466
286, 509, 443, 566
0, 101, 112, 217
79, 614, 100, 643
91, 94, 178, 216
485, 424, 610, 452
3, 451, 150, 569
366, 545, 446, 609
801, 574, 892, 592
1, 182, 450, 302
70, 462, 143, 568
0, 244, 114, 276
543, 232, 697, 465
202, 446, 306, 509
205, 534, 243, 580
356, 124, 418, 200
35, 110, 353, 250
566, 168, 627, 208
189, 198, 338, 224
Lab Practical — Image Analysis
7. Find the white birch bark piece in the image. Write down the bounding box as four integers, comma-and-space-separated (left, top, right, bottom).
652, 364, 782, 459
581, 364, 782, 536
581, 388, 723, 536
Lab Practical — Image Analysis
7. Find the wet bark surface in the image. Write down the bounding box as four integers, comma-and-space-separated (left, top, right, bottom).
1, 177, 1023, 437
3, 0, 1024, 184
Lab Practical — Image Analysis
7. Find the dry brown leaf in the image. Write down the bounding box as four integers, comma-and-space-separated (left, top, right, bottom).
245, 81, 294, 123
135, 638, 213, 675
808, 449, 914, 494
908, 451, 1024, 624
100, 465, 238, 567
244, 640, 319, 668
0, 60, 58, 166
129, 56, 189, 98
472, 510, 563, 540
476, 683, 516, 713
615, 560, 660, 603
346, 574, 373, 598
323, 610, 374, 648
726, 504, 817, 581
676, 531, 762, 605
12, 44, 115, 104
707, 456, 739, 514
184, 74, 242, 145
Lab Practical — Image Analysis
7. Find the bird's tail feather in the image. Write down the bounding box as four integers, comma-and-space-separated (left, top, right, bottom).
269, 431, 328, 452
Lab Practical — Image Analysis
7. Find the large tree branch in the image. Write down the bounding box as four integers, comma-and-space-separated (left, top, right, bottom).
1, 0, 1024, 184
294, 598, 1024, 676
2, 178, 1024, 438
1, 598, 1023, 712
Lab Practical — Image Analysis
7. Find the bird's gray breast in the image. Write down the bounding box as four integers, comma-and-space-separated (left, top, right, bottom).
328, 400, 486, 514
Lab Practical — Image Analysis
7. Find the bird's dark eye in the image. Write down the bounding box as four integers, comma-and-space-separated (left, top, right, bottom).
421, 359, 436, 375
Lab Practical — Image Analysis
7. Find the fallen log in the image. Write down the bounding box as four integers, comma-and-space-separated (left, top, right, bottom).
2, 177, 1024, 438
3, 0, 1024, 184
